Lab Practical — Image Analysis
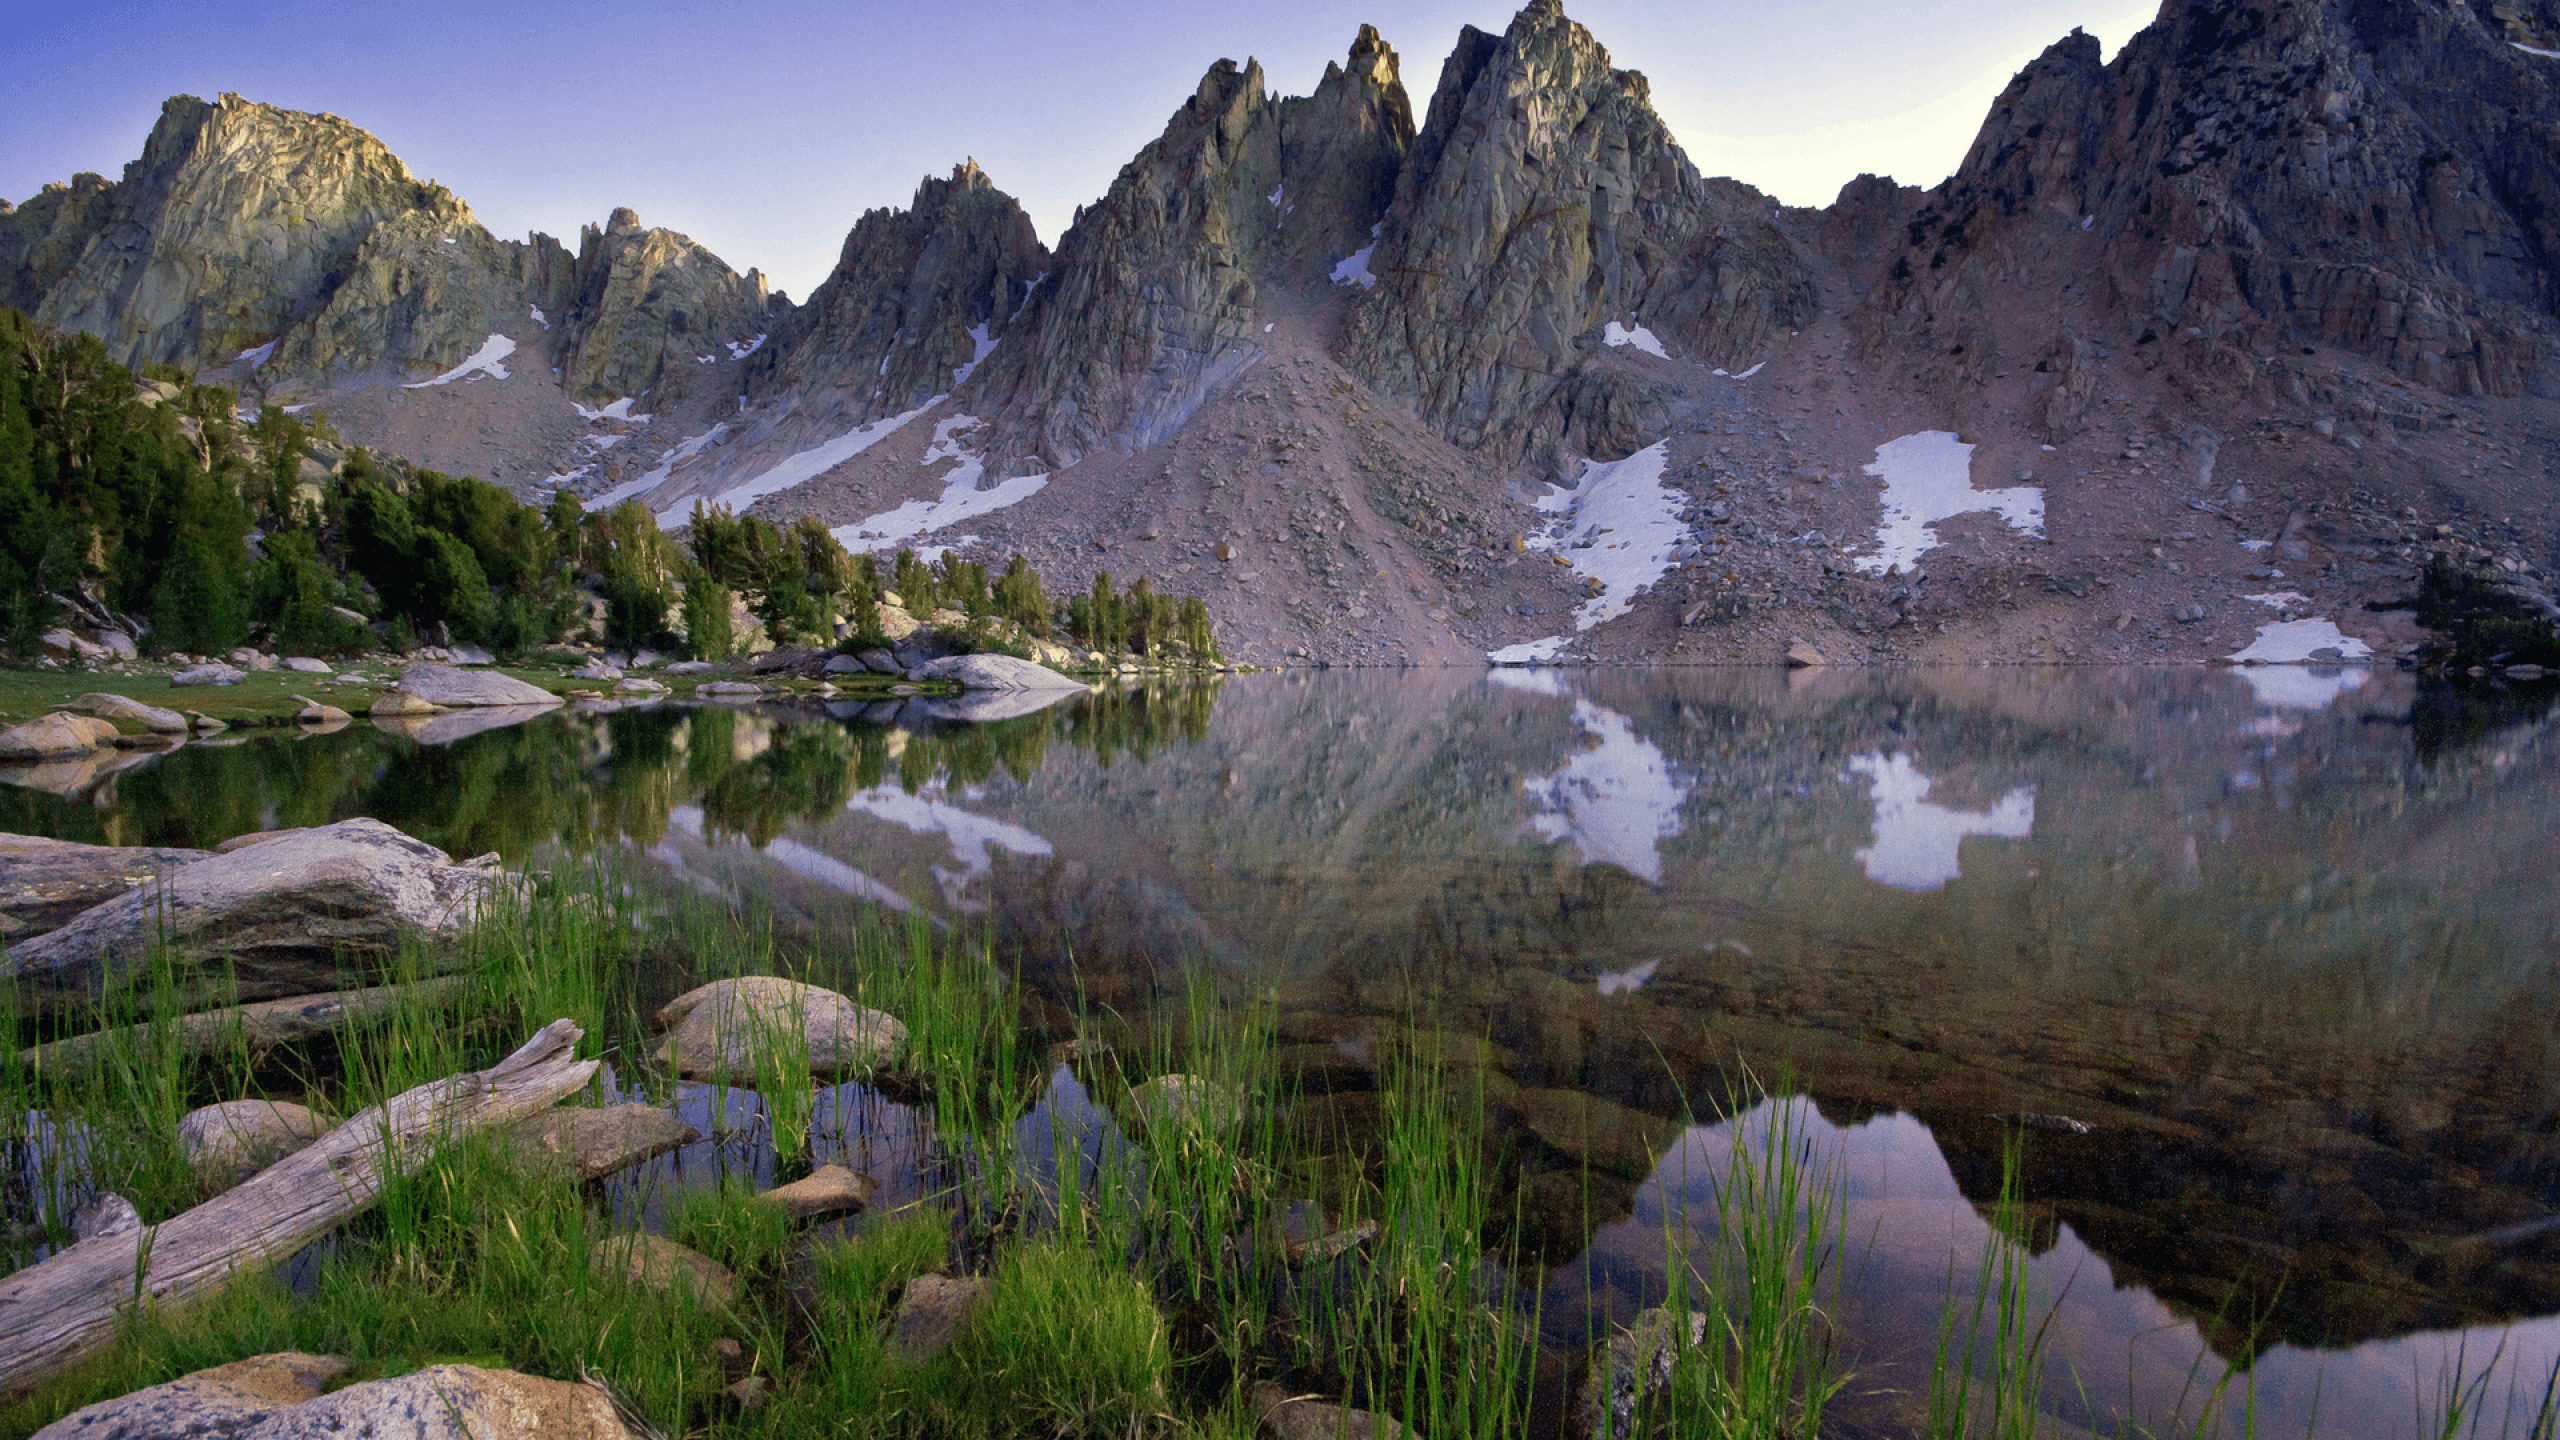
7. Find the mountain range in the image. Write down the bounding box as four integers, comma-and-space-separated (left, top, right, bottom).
7, 0, 2557, 668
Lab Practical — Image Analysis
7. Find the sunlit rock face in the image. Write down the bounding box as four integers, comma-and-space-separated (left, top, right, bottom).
970, 27, 1415, 470
1339, 0, 1817, 460
0, 94, 767, 400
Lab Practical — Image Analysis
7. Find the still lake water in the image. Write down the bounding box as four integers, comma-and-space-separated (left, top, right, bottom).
5, 665, 2556, 1436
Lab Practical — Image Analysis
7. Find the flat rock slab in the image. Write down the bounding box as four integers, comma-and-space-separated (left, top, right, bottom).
1249, 1382, 1409, 1440
591, 1232, 738, 1306
213, 829, 310, 855
0, 834, 210, 941
511, 1104, 699, 1182
0, 714, 117, 760
0, 818, 503, 1009
169, 664, 246, 688
178, 1099, 328, 1192
391, 663, 559, 708
655, 976, 906, 1085
756, 1162, 876, 1222
909, 653, 1090, 693
31, 1350, 348, 1439
892, 1274, 986, 1362
69, 693, 190, 734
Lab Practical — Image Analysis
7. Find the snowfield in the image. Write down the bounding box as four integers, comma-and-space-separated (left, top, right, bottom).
1601, 321, 1667, 357
1487, 441, 1686, 663
2226, 618, 2374, 665
829, 413, 1049, 556
403, 334, 514, 388
1852, 431, 2042, 576
664, 402, 939, 526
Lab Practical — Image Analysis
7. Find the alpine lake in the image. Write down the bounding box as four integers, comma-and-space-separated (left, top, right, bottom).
4, 662, 2556, 1440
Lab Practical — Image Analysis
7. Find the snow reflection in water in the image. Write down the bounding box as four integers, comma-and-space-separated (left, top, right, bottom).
1492, 670, 1693, 884
1847, 752, 2034, 891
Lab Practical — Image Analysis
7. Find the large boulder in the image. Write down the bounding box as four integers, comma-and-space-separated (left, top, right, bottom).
29, 1351, 349, 1439
178, 1098, 328, 1191
0, 834, 211, 942
0, 714, 117, 760
909, 653, 1089, 693
0, 818, 507, 1009
655, 976, 906, 1085
251, 1366, 625, 1440
69, 693, 190, 734
388, 663, 559, 708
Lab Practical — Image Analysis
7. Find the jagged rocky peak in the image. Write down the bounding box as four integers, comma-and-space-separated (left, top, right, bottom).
1341, 0, 1817, 460
1884, 0, 2560, 400
0, 92, 476, 373
555, 204, 774, 401
970, 27, 1415, 470
755, 160, 1047, 422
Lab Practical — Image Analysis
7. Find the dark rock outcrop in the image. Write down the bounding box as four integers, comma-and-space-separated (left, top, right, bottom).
1878, 0, 2560, 401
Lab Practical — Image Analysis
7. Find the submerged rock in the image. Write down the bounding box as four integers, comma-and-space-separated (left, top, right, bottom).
1128, 1073, 1246, 1133
1582, 1307, 1709, 1440
29, 1351, 349, 1440
756, 1162, 876, 1222
1249, 1381, 1409, 1440
654, 976, 907, 1085
177, 1098, 328, 1191
0, 834, 209, 941
510, 1104, 699, 1182
0, 818, 507, 1009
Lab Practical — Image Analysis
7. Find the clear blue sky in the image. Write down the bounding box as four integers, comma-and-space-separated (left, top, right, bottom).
5, 0, 2160, 300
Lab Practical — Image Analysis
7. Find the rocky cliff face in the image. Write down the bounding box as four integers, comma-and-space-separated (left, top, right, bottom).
753, 162, 1047, 423
969, 27, 1413, 470
1874, 0, 2560, 406
1340, 0, 1818, 461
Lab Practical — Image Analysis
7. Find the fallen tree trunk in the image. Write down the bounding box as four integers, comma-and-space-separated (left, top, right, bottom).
17, 977, 478, 1075
0, 1018, 595, 1397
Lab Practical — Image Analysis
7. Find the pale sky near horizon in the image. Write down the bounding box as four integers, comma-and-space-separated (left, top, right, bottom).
5, 0, 2161, 301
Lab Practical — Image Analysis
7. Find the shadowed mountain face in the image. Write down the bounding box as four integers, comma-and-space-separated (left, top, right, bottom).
3, 0, 2556, 669
1870, 0, 2560, 406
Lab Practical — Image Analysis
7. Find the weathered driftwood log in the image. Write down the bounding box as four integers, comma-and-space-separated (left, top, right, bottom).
16, 977, 477, 1075
0, 1019, 595, 1398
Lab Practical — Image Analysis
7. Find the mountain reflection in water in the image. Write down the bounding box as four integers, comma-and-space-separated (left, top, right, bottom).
5, 665, 2556, 1436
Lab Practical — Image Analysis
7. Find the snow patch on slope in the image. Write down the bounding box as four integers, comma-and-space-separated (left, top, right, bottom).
235, 340, 277, 369
665, 401, 938, 526
1851, 431, 2042, 576
952, 324, 997, 386
585, 424, 726, 512
1602, 321, 1667, 358
2227, 618, 2374, 665
830, 413, 1048, 556
403, 334, 515, 388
